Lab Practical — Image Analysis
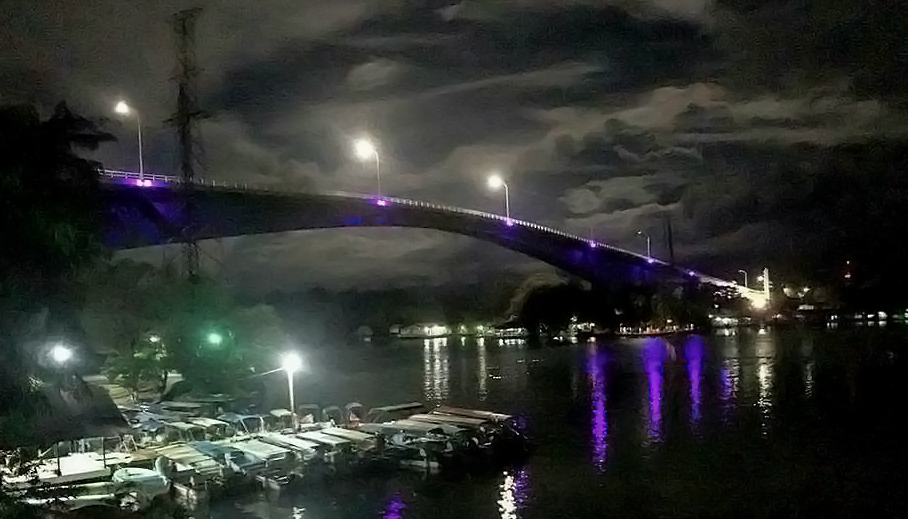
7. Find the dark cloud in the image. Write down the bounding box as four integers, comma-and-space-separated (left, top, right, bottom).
2, 0, 907, 292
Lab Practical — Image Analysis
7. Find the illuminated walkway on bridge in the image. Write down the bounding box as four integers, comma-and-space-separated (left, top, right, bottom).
100, 169, 767, 304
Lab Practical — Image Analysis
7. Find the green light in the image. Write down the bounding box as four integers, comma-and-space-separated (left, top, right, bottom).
207, 332, 223, 346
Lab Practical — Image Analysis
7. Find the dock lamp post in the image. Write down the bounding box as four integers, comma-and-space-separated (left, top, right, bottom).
50, 344, 74, 366
487, 173, 511, 224
354, 138, 381, 197
636, 230, 652, 261
737, 269, 748, 288
281, 352, 303, 431
113, 100, 144, 181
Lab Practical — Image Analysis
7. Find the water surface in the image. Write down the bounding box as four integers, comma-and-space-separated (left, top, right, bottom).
215, 327, 908, 519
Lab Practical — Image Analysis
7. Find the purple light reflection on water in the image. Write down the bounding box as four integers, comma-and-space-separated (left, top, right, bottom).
685, 336, 705, 430
585, 345, 608, 471
515, 467, 530, 508
642, 339, 665, 444
383, 493, 405, 519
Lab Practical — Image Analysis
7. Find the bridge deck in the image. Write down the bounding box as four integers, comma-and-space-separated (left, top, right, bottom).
100, 169, 760, 298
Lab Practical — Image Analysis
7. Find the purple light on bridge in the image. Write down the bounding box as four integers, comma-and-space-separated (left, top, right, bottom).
585, 345, 608, 471
589, 240, 597, 248
376, 198, 389, 206
688, 270, 696, 276
643, 338, 665, 444
383, 493, 405, 519
647, 257, 655, 264
685, 336, 705, 430
505, 218, 514, 227
134, 179, 153, 187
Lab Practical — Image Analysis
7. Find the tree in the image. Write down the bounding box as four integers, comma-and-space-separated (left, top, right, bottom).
1, 102, 113, 420
81, 259, 288, 397
0, 102, 114, 515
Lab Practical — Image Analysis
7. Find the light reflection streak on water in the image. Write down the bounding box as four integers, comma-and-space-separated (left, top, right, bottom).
720, 345, 740, 424
757, 360, 772, 434
585, 344, 608, 471
801, 338, 814, 399
477, 338, 488, 401
423, 340, 432, 402
804, 360, 815, 398
422, 338, 450, 403
685, 336, 704, 432
755, 333, 774, 435
384, 493, 405, 519
498, 467, 529, 519
642, 339, 665, 444
499, 340, 528, 393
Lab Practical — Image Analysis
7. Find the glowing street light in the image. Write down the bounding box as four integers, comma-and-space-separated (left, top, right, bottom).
737, 269, 748, 288
353, 138, 381, 197
206, 332, 223, 346
113, 100, 144, 181
636, 230, 652, 261
487, 173, 511, 223
281, 352, 304, 430
50, 344, 73, 366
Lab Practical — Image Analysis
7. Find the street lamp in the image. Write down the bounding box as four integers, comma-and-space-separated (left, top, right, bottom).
50, 344, 73, 366
281, 352, 303, 430
636, 230, 651, 261
487, 173, 511, 224
353, 138, 381, 197
113, 100, 144, 181
206, 332, 223, 346
737, 269, 748, 288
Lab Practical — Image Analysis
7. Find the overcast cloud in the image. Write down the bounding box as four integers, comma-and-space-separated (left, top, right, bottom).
2, 0, 906, 292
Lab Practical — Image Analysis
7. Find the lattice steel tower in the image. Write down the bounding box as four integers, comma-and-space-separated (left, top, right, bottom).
170, 7, 205, 281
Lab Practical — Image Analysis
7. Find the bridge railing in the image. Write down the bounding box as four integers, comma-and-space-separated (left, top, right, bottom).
100, 169, 742, 287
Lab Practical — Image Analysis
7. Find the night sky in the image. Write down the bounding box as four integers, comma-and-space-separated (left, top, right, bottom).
2, 0, 907, 294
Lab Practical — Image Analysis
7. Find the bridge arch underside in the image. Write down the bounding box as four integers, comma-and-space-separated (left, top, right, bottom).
103, 187, 687, 288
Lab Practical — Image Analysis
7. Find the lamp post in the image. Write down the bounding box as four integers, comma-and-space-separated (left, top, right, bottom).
354, 138, 381, 197
636, 230, 651, 259
281, 352, 303, 430
737, 269, 748, 288
487, 173, 511, 223
50, 344, 73, 366
114, 101, 144, 181
206, 332, 223, 346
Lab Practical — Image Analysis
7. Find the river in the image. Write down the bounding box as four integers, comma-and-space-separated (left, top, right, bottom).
212, 326, 908, 519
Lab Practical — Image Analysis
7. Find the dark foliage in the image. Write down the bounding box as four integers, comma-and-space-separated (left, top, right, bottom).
0, 102, 113, 441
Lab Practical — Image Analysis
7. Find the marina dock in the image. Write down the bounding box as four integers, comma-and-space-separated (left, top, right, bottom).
2, 402, 529, 515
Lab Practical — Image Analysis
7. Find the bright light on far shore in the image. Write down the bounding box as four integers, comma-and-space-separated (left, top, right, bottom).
50, 344, 73, 365
114, 101, 131, 115
281, 352, 303, 374
750, 296, 768, 310
353, 138, 377, 161
487, 174, 504, 189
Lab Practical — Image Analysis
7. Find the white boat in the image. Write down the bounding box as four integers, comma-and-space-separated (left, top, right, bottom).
296, 430, 354, 466
257, 433, 321, 462
20, 467, 170, 513
3, 452, 112, 489
228, 438, 298, 489
155, 443, 227, 484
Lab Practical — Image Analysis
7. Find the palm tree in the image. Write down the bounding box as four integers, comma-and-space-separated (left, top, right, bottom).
0, 101, 117, 449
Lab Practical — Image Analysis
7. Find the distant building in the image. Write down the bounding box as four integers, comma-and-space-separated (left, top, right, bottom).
390, 324, 450, 338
